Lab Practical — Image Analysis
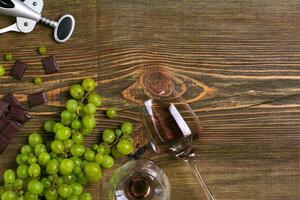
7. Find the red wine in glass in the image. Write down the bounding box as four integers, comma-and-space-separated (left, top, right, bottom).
141, 68, 216, 200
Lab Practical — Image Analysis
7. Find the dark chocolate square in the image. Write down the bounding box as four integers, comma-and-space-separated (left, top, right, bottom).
0, 101, 9, 115
0, 116, 9, 130
1, 121, 20, 140
3, 93, 26, 110
7, 106, 32, 124
28, 90, 47, 107
42, 56, 60, 74
11, 61, 27, 80
0, 135, 9, 153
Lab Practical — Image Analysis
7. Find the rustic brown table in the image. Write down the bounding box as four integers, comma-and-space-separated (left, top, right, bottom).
1, 0, 300, 199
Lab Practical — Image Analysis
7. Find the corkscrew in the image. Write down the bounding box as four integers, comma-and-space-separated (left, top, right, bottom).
0, 0, 75, 43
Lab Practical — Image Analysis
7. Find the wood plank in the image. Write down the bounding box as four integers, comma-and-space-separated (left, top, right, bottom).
98, 0, 300, 199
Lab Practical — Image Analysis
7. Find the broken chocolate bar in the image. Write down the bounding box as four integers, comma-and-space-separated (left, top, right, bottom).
0, 135, 9, 153
42, 56, 60, 74
11, 60, 27, 80
0, 101, 9, 115
7, 106, 32, 124
28, 90, 47, 107
0, 116, 8, 129
3, 93, 26, 109
1, 121, 20, 140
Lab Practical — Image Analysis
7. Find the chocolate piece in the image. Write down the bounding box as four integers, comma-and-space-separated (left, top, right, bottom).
1, 121, 20, 140
0, 101, 9, 115
7, 106, 32, 124
3, 93, 25, 109
28, 90, 47, 107
42, 56, 60, 74
11, 61, 27, 80
0, 116, 9, 130
0, 135, 9, 153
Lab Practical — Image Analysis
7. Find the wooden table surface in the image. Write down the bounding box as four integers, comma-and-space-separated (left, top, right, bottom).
1, 0, 300, 199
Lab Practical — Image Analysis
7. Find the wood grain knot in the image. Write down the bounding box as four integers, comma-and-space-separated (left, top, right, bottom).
122, 66, 215, 104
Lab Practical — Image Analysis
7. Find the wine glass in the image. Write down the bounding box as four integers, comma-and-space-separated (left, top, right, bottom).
140, 67, 216, 200
108, 159, 171, 200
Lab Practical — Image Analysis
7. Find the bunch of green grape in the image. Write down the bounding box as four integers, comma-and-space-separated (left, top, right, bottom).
0, 78, 135, 200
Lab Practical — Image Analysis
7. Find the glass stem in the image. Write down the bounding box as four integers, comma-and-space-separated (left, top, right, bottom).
184, 157, 216, 200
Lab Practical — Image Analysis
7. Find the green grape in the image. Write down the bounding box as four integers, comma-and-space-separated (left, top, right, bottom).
70, 183, 82, 196
106, 107, 117, 119
70, 84, 85, 100
76, 173, 87, 186
27, 179, 43, 195
63, 174, 76, 184
91, 144, 98, 151
13, 178, 23, 190
101, 155, 114, 169
16, 154, 25, 165
53, 123, 64, 133
56, 126, 71, 141
82, 78, 96, 92
96, 145, 105, 154
72, 133, 84, 144
60, 159, 74, 175
103, 146, 111, 155
66, 99, 79, 113
5, 53, 13, 61
21, 145, 32, 154
38, 46, 47, 54
33, 77, 42, 85
1, 190, 15, 200
71, 120, 82, 130
83, 103, 96, 115
28, 133, 42, 147
45, 189, 57, 200
87, 93, 102, 107
115, 129, 122, 138
20, 154, 28, 163
84, 149, 95, 161
94, 153, 104, 164
16, 165, 28, 179
0, 186, 4, 196
79, 193, 92, 200
51, 140, 65, 154
0, 65, 5, 76
24, 192, 38, 200
102, 129, 115, 144
58, 184, 73, 198
70, 157, 81, 167
4, 169, 15, 184
38, 152, 50, 165
84, 162, 102, 182
34, 144, 47, 156
81, 128, 93, 136
46, 159, 59, 174
117, 139, 133, 155
82, 115, 95, 130
28, 163, 41, 178
111, 147, 124, 159
57, 157, 63, 163
70, 144, 85, 157
16, 195, 24, 200
27, 155, 37, 164
61, 110, 73, 125
121, 122, 133, 135
44, 121, 56, 133
73, 166, 81, 175
64, 139, 74, 149
41, 178, 51, 189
